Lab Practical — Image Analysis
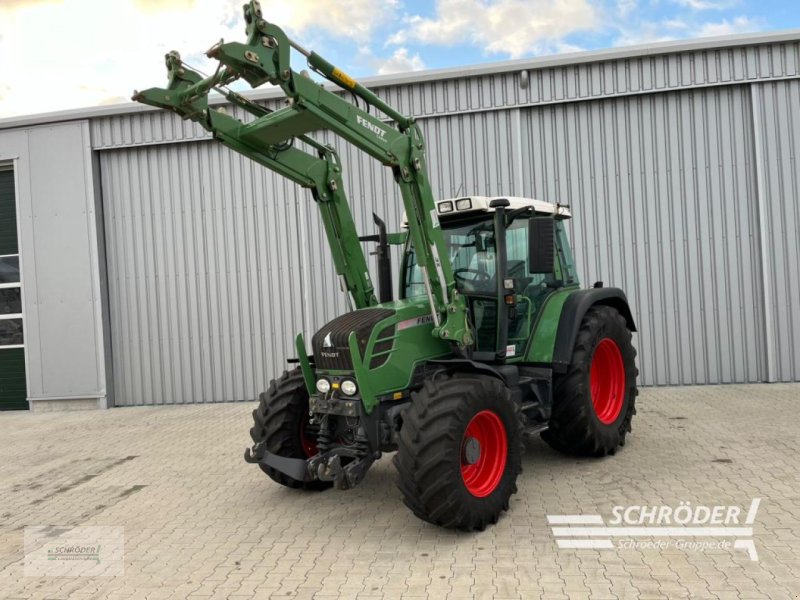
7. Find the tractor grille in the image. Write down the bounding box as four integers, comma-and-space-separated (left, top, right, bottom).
312, 308, 395, 370
369, 324, 396, 369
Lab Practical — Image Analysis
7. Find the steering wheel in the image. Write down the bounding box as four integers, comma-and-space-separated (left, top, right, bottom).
453, 268, 491, 283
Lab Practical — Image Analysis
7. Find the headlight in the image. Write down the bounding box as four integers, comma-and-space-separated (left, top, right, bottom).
455, 198, 472, 210
316, 378, 331, 394
340, 379, 358, 396
438, 201, 454, 213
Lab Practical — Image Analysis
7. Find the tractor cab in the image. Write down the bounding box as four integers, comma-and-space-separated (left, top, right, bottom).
400, 196, 577, 361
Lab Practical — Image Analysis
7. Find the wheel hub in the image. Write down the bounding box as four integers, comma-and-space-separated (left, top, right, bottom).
462, 437, 481, 465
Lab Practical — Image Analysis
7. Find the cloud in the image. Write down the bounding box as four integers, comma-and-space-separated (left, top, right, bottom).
616, 0, 637, 18
258, 0, 398, 43
388, 0, 598, 59
614, 14, 760, 46
696, 16, 759, 36
0, 0, 59, 10
354, 46, 426, 76
133, 0, 197, 13
377, 48, 426, 75
0, 0, 241, 118
673, 0, 737, 10
0, 0, 399, 118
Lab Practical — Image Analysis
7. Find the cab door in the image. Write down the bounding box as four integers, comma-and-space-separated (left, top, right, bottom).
505, 217, 577, 360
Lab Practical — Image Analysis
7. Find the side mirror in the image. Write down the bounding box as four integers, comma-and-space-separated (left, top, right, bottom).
528, 217, 555, 274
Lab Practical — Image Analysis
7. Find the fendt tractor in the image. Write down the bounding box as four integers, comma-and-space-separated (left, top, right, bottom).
135, 1, 638, 530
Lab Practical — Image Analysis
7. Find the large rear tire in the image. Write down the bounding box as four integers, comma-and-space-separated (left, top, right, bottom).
393, 373, 523, 531
542, 305, 638, 457
250, 369, 332, 491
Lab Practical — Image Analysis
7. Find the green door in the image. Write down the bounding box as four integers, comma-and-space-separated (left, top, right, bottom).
0, 167, 27, 411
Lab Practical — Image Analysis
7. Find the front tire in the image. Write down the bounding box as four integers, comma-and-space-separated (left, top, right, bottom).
393, 373, 523, 531
542, 305, 638, 457
250, 369, 332, 491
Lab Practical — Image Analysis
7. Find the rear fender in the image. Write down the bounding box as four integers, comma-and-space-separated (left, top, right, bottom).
552, 288, 636, 373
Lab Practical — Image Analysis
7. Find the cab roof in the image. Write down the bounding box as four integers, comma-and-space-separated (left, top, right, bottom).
401, 196, 572, 228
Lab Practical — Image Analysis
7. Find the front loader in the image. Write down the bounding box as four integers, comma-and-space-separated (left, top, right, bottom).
134, 0, 639, 530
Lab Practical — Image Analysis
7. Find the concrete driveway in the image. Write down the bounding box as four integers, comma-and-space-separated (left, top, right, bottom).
1, 384, 799, 599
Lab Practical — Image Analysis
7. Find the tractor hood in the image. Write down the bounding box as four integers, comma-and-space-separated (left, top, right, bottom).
309, 299, 452, 411
312, 307, 396, 371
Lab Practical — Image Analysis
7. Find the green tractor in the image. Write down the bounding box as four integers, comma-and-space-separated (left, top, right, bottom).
135, 1, 638, 530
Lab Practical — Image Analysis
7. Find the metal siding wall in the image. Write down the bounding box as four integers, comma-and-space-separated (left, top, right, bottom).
94, 41, 800, 403
521, 87, 764, 386
752, 79, 800, 382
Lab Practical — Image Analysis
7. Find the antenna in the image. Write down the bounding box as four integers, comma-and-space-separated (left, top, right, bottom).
454, 182, 464, 198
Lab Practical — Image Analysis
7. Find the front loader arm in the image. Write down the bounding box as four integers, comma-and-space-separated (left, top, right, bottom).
133, 0, 473, 347
134, 52, 378, 309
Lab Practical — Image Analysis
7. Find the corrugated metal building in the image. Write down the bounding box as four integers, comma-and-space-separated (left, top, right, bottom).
0, 31, 798, 410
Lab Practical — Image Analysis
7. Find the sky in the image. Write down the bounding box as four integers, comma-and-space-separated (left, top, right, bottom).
0, 0, 797, 118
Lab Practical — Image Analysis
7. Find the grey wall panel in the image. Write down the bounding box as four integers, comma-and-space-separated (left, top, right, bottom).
752, 79, 800, 382
101, 143, 308, 405
0, 122, 107, 403
25, 124, 107, 397
520, 87, 764, 386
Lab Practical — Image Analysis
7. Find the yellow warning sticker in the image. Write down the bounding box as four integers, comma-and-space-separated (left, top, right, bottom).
332, 67, 357, 89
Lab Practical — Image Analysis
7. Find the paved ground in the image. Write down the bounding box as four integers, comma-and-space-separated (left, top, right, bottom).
1, 384, 799, 599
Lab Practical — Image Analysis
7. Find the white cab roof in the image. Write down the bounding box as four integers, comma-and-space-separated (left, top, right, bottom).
401, 196, 571, 227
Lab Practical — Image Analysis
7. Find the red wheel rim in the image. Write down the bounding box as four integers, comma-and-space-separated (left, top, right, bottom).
590, 338, 626, 425
461, 410, 508, 498
299, 418, 317, 458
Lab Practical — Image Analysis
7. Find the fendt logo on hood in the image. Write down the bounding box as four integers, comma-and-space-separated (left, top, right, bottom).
320, 332, 339, 358
357, 115, 387, 140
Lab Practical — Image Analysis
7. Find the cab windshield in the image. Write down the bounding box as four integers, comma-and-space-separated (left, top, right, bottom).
403, 216, 545, 298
